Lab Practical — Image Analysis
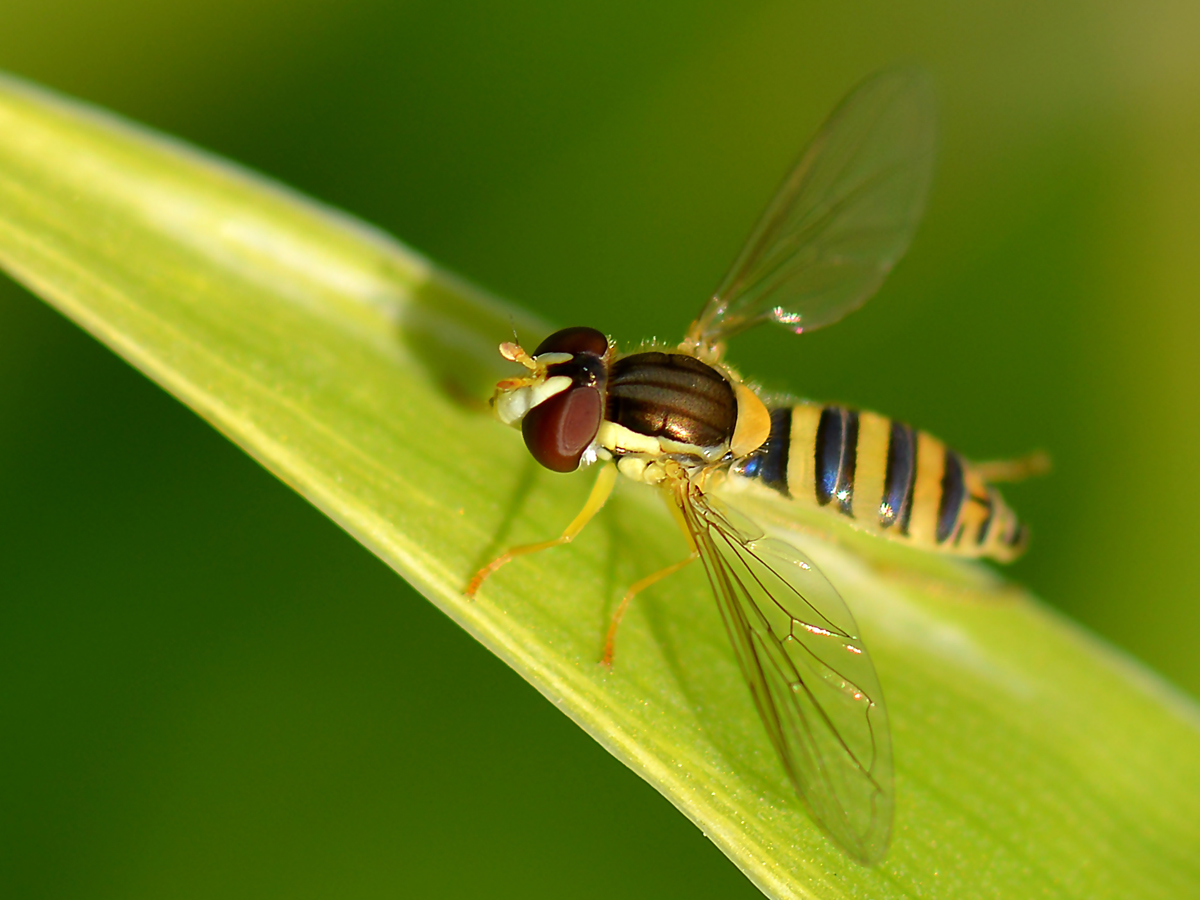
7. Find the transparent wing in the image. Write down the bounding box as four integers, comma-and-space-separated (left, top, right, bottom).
689, 67, 936, 347
678, 484, 893, 864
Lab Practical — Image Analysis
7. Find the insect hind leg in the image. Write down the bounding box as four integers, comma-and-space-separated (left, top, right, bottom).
602, 487, 699, 667
465, 463, 617, 598
973, 449, 1052, 484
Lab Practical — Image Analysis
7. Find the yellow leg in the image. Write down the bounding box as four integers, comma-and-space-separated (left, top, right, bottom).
601, 552, 697, 666
974, 449, 1052, 484
601, 489, 698, 667
465, 463, 618, 598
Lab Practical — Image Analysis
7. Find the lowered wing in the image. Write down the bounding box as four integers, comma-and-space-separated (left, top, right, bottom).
677, 483, 894, 863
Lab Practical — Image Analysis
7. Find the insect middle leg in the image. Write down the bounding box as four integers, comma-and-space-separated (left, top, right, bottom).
602, 491, 698, 667
465, 462, 618, 598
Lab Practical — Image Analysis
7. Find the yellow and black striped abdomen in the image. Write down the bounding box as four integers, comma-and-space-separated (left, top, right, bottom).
733, 402, 1027, 562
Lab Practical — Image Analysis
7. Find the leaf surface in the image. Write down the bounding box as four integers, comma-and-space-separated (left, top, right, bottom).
1, 73, 1198, 899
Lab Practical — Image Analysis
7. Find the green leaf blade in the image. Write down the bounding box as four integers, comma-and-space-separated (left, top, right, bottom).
1, 71, 1198, 899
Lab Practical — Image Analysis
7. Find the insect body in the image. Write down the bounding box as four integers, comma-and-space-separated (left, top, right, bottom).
467, 68, 1038, 865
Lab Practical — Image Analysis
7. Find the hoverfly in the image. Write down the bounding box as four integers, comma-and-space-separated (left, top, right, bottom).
466, 68, 1040, 865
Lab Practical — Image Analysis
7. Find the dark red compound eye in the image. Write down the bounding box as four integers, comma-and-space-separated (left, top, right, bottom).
533, 326, 609, 358
522, 384, 604, 472
522, 326, 609, 472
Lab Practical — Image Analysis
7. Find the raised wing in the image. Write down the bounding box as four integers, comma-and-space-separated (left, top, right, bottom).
678, 485, 893, 863
687, 67, 936, 348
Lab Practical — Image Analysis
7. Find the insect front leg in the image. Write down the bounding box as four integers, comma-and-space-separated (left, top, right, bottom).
601, 486, 699, 667
465, 462, 618, 598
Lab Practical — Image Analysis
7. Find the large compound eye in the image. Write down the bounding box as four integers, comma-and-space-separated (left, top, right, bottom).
522, 384, 603, 472
534, 326, 609, 359
520, 326, 609, 472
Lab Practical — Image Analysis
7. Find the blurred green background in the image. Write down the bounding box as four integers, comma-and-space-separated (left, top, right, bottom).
2, 1, 1198, 898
